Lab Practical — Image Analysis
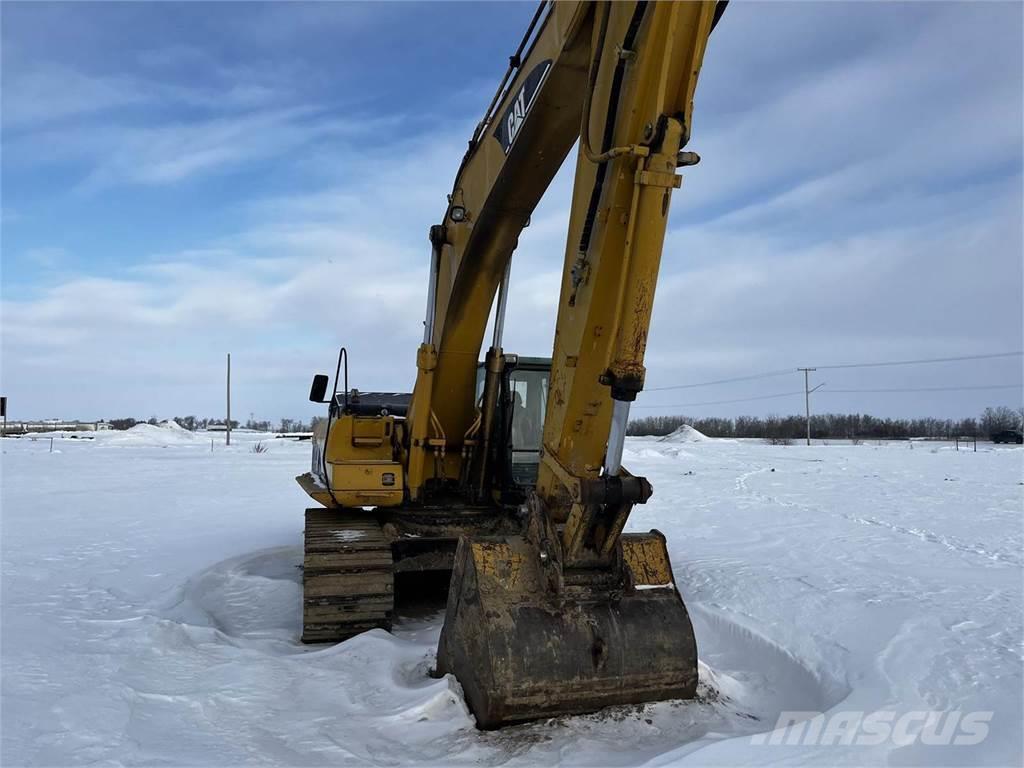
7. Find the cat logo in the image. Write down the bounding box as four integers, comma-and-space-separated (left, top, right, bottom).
494, 60, 552, 155
506, 89, 528, 148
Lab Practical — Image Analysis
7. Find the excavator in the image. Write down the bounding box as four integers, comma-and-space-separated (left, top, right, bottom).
296, 0, 726, 729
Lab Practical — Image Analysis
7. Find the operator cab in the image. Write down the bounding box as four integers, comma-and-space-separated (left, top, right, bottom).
476, 355, 550, 499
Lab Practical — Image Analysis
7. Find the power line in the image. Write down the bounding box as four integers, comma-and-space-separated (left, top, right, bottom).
646, 368, 794, 392
633, 391, 803, 409
646, 351, 1022, 392
822, 384, 1022, 394
634, 383, 1022, 410
814, 351, 1023, 370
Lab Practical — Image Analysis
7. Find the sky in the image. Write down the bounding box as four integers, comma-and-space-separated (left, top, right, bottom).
1, 1, 1022, 425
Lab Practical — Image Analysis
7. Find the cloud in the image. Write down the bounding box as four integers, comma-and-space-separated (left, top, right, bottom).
233, 2, 401, 46
0, 124, 469, 418
4, 97, 395, 191
638, 193, 1023, 416
0, 249, 428, 418
19, 247, 69, 270
686, 0, 1022, 225
1, 1, 1020, 422
79, 107, 343, 189
1, 66, 149, 126
1, 21, 386, 191
0, 57, 290, 130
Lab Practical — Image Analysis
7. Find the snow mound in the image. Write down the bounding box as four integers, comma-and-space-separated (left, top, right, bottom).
659, 424, 710, 443
158, 419, 193, 435
162, 546, 302, 639
127, 423, 204, 444
95, 422, 208, 446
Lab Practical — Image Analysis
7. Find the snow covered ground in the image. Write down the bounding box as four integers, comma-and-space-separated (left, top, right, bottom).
2, 425, 1021, 766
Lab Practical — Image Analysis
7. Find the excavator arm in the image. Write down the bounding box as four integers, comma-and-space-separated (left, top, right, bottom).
538, 0, 718, 567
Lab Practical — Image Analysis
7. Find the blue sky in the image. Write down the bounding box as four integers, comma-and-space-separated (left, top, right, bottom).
2, 1, 1022, 424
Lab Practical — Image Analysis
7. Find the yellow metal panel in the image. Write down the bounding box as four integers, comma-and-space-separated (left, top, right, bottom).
621, 533, 674, 587
329, 462, 404, 507
467, 539, 540, 595
295, 472, 334, 507
326, 414, 395, 462
351, 417, 387, 447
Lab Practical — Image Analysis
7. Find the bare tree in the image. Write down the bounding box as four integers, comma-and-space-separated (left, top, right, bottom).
980, 406, 1021, 435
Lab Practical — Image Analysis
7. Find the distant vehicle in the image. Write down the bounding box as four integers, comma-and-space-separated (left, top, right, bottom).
990, 429, 1023, 444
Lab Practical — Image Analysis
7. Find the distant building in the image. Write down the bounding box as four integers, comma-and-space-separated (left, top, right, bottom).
1, 420, 108, 435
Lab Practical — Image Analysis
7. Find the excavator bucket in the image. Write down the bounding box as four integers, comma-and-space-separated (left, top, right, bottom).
435, 530, 697, 729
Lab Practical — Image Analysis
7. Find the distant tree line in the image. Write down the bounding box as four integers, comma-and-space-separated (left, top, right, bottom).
105, 416, 319, 433
627, 406, 1024, 440
103, 406, 1024, 439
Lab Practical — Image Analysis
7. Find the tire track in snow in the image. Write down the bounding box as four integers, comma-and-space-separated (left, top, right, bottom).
840, 513, 1020, 566
732, 462, 1020, 567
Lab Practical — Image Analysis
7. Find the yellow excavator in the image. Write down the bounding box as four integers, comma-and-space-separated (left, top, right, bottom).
296, 0, 726, 729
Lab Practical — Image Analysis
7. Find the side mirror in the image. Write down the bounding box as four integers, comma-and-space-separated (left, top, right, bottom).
309, 374, 330, 403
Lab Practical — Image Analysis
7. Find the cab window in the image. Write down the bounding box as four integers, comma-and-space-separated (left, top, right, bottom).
507, 368, 548, 464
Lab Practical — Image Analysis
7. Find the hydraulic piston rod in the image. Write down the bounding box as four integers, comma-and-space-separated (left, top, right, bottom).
603, 399, 630, 476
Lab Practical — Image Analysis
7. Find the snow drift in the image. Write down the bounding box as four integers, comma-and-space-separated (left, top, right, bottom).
1, 435, 1020, 766
659, 424, 710, 443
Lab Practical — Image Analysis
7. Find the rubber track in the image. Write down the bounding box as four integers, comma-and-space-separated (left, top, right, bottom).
301, 509, 394, 643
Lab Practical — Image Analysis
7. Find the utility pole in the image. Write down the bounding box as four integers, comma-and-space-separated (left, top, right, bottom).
798, 368, 824, 446
226, 353, 232, 446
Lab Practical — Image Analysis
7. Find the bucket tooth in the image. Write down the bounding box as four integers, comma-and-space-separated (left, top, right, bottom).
435, 532, 697, 729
